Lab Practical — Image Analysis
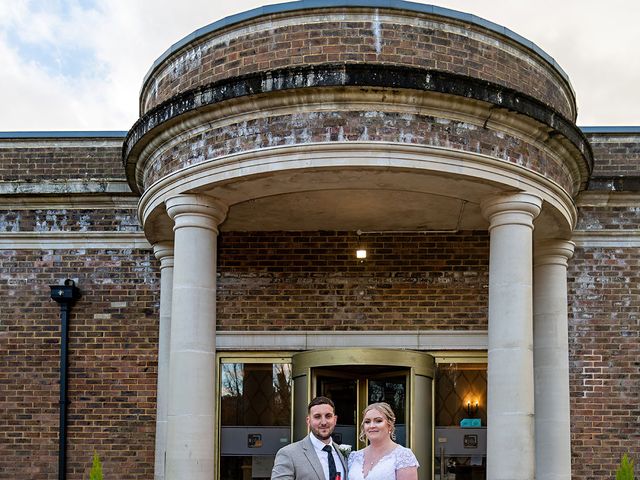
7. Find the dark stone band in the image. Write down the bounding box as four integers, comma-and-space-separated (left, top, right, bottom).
124, 63, 592, 176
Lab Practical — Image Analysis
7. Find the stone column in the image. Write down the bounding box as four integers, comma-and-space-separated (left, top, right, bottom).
481, 192, 542, 480
533, 240, 575, 480
165, 194, 227, 480
153, 242, 174, 480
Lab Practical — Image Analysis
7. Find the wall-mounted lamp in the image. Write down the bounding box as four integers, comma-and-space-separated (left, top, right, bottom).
467, 400, 479, 417
356, 249, 367, 260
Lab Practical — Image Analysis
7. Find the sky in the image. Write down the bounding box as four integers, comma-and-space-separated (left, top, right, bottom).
0, 0, 639, 132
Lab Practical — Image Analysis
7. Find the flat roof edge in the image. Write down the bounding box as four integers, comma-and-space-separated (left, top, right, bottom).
581, 126, 640, 134
141, 0, 572, 95
0, 131, 127, 139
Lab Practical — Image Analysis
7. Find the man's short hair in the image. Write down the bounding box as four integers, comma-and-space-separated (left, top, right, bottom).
307, 396, 335, 413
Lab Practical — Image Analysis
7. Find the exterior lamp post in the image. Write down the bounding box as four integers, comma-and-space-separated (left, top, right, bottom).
50, 279, 81, 480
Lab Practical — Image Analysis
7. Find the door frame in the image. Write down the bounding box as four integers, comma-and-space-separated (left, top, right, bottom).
292, 348, 435, 480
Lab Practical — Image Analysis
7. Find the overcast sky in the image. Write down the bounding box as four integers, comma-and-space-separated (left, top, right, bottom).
1, 0, 638, 131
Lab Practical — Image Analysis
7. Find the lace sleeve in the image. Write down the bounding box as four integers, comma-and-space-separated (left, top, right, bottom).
348, 450, 362, 469
395, 446, 419, 469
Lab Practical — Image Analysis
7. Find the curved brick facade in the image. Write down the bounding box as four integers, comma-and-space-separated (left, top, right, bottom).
141, 108, 577, 194
140, 7, 576, 120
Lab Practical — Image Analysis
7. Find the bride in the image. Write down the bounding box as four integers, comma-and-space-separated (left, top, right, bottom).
347, 402, 419, 480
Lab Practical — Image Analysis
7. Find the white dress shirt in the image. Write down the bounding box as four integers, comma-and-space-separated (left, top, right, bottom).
309, 433, 346, 480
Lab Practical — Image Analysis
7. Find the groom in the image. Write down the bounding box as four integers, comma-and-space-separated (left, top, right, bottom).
271, 396, 348, 480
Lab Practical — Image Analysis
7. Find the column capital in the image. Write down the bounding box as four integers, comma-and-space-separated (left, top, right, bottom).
165, 194, 228, 233
481, 192, 542, 231
534, 239, 575, 268
153, 241, 175, 270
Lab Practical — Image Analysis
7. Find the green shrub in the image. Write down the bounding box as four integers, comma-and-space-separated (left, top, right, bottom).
89, 452, 103, 480
616, 454, 635, 480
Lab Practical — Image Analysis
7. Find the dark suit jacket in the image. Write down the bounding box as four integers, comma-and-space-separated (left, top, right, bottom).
271, 435, 348, 480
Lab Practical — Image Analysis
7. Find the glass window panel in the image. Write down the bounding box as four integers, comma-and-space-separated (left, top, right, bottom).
220, 362, 292, 480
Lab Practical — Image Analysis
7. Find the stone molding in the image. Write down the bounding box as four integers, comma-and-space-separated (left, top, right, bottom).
480, 192, 543, 231
126, 64, 591, 194
0, 181, 133, 196
214, 330, 488, 351
576, 191, 640, 207
533, 239, 575, 267
138, 142, 577, 241
0, 194, 138, 210
0, 231, 150, 250
131, 87, 588, 199
572, 230, 640, 247
165, 194, 228, 233
153, 241, 175, 269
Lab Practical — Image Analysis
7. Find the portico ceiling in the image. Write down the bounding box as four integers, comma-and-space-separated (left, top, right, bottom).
212, 168, 494, 232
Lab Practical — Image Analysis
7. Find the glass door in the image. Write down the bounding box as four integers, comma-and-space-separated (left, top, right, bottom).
292, 349, 434, 480
314, 367, 409, 448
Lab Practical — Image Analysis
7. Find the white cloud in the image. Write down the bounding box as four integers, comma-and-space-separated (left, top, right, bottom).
0, 0, 638, 130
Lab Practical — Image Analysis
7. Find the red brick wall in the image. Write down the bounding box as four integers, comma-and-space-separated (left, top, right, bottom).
586, 133, 640, 177
141, 9, 574, 119
217, 231, 489, 330
0, 249, 159, 480
568, 247, 640, 478
0, 140, 124, 182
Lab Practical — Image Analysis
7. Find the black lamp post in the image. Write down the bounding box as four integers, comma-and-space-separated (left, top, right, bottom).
50, 279, 81, 480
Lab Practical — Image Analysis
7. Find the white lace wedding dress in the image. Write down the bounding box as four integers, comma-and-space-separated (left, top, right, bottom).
347, 445, 419, 480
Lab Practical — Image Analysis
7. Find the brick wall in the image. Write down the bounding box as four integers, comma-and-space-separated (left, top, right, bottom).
568, 247, 640, 478
586, 133, 640, 178
217, 231, 490, 330
0, 139, 124, 183
141, 9, 574, 119
0, 248, 159, 480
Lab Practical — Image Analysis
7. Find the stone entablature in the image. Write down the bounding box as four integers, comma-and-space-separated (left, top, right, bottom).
138, 100, 579, 195
139, 3, 576, 119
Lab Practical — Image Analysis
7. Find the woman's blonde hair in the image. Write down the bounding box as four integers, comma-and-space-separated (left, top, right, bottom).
359, 402, 396, 442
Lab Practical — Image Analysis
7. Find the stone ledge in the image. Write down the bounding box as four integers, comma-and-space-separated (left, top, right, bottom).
124, 63, 593, 192
0, 180, 134, 195
215, 330, 488, 351
0, 231, 150, 250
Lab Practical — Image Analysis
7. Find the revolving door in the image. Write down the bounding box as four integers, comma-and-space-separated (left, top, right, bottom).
292, 349, 434, 480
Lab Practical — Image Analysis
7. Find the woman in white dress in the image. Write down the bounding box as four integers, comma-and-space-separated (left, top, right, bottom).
347, 402, 419, 480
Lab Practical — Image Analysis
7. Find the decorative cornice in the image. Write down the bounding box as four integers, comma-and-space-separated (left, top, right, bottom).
0, 194, 139, 210
138, 142, 578, 239
572, 230, 640, 248
0, 231, 150, 250
124, 64, 592, 194
0, 180, 134, 196
215, 330, 488, 351
576, 191, 640, 207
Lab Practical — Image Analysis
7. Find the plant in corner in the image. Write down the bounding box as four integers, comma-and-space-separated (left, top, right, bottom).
89, 452, 103, 480
616, 454, 635, 480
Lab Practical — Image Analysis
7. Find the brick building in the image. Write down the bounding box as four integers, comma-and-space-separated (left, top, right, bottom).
0, 1, 638, 479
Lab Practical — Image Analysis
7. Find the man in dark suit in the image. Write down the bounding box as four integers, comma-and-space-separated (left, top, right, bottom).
271, 396, 348, 480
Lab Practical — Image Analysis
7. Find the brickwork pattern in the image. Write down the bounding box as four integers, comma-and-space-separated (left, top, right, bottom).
576, 206, 640, 231
0, 248, 159, 480
142, 110, 574, 194
216, 231, 489, 330
0, 142, 125, 182
568, 247, 640, 479
0, 209, 141, 233
141, 11, 574, 119
586, 133, 640, 177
